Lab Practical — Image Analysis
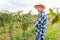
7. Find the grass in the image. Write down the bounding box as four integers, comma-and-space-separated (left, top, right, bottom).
45, 24, 59, 40
0, 24, 60, 40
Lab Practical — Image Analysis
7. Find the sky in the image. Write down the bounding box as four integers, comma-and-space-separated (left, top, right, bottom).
0, 0, 60, 14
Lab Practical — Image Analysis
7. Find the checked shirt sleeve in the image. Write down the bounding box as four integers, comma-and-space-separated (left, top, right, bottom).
34, 14, 42, 28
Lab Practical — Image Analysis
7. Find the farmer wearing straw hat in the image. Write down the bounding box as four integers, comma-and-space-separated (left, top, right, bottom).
34, 4, 48, 40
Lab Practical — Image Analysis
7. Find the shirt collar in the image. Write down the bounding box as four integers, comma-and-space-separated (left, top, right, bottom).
40, 11, 47, 16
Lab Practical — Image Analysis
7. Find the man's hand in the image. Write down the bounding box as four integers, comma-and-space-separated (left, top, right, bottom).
33, 20, 36, 24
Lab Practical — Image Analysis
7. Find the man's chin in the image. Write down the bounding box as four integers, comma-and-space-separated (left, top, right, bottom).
38, 11, 42, 13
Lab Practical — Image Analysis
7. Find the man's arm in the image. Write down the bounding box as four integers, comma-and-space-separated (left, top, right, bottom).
34, 15, 42, 27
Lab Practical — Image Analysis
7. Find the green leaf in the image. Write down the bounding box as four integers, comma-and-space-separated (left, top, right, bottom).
49, 8, 56, 16
52, 15, 59, 24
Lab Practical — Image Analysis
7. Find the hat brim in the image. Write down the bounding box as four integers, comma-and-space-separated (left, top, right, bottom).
34, 5, 40, 8
34, 4, 46, 9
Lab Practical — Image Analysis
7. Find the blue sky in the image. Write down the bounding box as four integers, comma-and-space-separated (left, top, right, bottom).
0, 0, 60, 14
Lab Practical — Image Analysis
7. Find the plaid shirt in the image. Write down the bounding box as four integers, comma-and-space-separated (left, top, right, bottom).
34, 11, 48, 37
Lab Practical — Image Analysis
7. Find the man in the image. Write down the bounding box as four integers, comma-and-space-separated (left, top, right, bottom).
34, 4, 48, 40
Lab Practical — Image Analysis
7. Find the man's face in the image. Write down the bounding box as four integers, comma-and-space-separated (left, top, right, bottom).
36, 6, 44, 12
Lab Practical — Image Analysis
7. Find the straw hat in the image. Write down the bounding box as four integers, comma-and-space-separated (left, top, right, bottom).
34, 4, 46, 9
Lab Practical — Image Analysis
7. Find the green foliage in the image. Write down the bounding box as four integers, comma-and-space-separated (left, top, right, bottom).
49, 8, 60, 24
45, 24, 59, 40
49, 8, 56, 16
52, 15, 59, 24
0, 10, 34, 40
0, 10, 60, 40
21, 12, 33, 31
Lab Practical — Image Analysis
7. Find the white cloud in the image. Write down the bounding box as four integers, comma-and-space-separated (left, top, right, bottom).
0, 0, 60, 14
